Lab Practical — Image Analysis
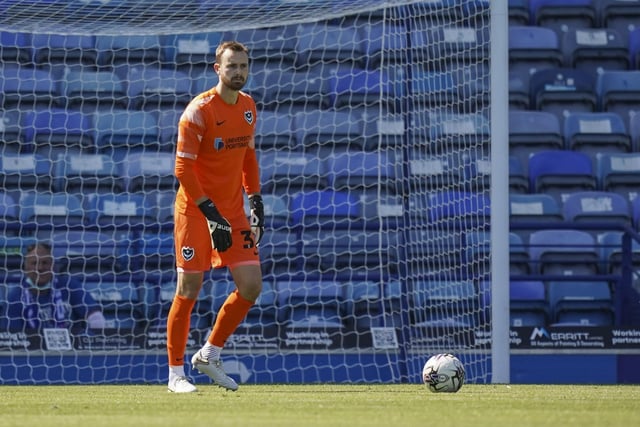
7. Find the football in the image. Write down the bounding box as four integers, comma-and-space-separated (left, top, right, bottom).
422, 353, 465, 393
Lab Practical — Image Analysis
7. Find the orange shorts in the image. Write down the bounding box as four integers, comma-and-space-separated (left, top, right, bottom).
174, 210, 260, 271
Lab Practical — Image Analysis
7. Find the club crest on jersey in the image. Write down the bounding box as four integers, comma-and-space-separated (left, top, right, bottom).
182, 246, 195, 261
244, 110, 254, 125
214, 137, 224, 151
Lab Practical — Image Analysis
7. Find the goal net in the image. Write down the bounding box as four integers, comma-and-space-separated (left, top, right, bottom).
0, 0, 497, 385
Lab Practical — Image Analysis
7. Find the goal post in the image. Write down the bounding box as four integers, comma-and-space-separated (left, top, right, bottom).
0, 0, 510, 385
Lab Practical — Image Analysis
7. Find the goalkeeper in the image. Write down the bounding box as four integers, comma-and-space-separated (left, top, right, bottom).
166, 41, 264, 393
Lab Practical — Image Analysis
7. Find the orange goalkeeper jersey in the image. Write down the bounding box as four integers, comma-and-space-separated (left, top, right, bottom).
174, 88, 259, 220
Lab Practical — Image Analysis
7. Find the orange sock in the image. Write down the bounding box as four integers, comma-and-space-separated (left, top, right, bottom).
208, 290, 253, 347
167, 294, 196, 367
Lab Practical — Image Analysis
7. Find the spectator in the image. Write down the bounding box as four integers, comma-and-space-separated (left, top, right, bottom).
3, 242, 106, 332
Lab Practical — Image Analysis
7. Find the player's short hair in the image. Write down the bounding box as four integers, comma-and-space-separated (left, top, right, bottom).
215, 41, 249, 64
25, 242, 52, 256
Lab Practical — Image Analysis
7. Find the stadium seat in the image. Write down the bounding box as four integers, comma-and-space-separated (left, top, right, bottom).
428, 112, 490, 157
260, 67, 330, 112
160, 31, 223, 75
0, 192, 21, 236
341, 280, 386, 330
122, 65, 193, 111
289, 189, 361, 230
630, 113, 640, 151
529, 0, 597, 36
411, 280, 478, 327
59, 69, 128, 110
412, 25, 489, 69
509, 193, 564, 225
295, 22, 365, 68
360, 22, 407, 69
510, 281, 550, 327
31, 33, 97, 69
427, 190, 491, 228
596, 70, 640, 131
563, 112, 631, 155
259, 228, 301, 278
409, 152, 464, 191
292, 110, 366, 155
0, 109, 24, 150
326, 151, 400, 195
276, 279, 344, 328
85, 192, 156, 231
634, 197, 640, 230
83, 273, 145, 331
509, 0, 531, 26
123, 151, 177, 193
51, 229, 131, 274
509, 110, 564, 168
508, 26, 563, 76
597, 152, 640, 202
509, 232, 531, 275
260, 193, 289, 230
508, 155, 529, 194
465, 230, 491, 278
300, 228, 401, 279
508, 69, 531, 110
404, 228, 467, 276
630, 28, 640, 69
562, 191, 632, 227
19, 191, 85, 231
52, 153, 123, 194
328, 68, 396, 110
259, 150, 328, 194
0, 235, 36, 271
146, 190, 175, 231
254, 110, 294, 150
155, 107, 182, 147
95, 34, 162, 67
20, 107, 94, 156
561, 28, 629, 73
221, 25, 298, 68
528, 229, 599, 275
134, 231, 175, 274
361, 193, 404, 231
528, 150, 597, 203
92, 108, 160, 159
599, 231, 640, 275
597, 0, 640, 38
411, 70, 458, 111
0, 152, 52, 192
548, 281, 614, 326
0, 64, 58, 109
529, 68, 597, 124
0, 30, 31, 64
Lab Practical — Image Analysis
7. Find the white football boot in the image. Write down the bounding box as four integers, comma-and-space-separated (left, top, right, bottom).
167, 375, 197, 393
191, 350, 239, 391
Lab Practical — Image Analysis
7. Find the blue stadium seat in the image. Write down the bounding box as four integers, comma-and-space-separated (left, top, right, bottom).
404, 228, 466, 275
597, 152, 640, 202
0, 192, 20, 236
597, 0, 640, 38
51, 229, 131, 274
292, 110, 365, 155
408, 152, 463, 191
289, 189, 361, 230
85, 192, 156, 231
561, 28, 629, 73
401, 0, 490, 26
411, 70, 458, 110
529, 67, 597, 123
427, 191, 491, 228
529, 0, 597, 36
0, 235, 36, 270
83, 273, 144, 331
412, 25, 489, 68
360, 22, 407, 69
630, 28, 640, 69
509, 110, 564, 168
328, 68, 397, 111
160, 31, 223, 76
19, 191, 85, 231
221, 25, 298, 67
155, 107, 182, 147
59, 69, 128, 110
0, 30, 32, 64
528, 150, 597, 203
634, 197, 640, 230
509, 69, 531, 110
92, 108, 159, 159
428, 112, 490, 157
122, 65, 193, 111
134, 231, 175, 274
510, 281, 549, 327
528, 229, 599, 275
548, 281, 614, 326
146, 191, 175, 231
508, 26, 563, 75
509, 155, 529, 194
630, 113, 640, 152
123, 151, 176, 193
300, 228, 401, 279
326, 151, 399, 195
259, 150, 328, 194
254, 110, 293, 150
53, 153, 123, 193
599, 231, 640, 275
260, 193, 289, 230
465, 230, 491, 276
276, 279, 344, 328
31, 33, 97, 69
0, 109, 24, 150
295, 22, 365, 68
261, 67, 330, 112
341, 280, 392, 330
259, 228, 300, 278
361, 110, 404, 151
562, 191, 632, 227
564, 112, 631, 154
20, 107, 94, 156
95, 34, 162, 67
412, 280, 477, 327
0, 64, 58, 109
509, 0, 531, 26
596, 70, 640, 131
0, 152, 52, 192
509, 232, 531, 275
509, 193, 564, 225
361, 193, 404, 231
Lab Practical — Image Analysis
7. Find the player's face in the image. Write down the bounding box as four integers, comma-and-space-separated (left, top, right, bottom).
215, 49, 249, 91
24, 246, 54, 287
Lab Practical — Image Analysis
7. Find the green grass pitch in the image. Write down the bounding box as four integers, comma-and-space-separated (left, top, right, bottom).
1, 384, 639, 427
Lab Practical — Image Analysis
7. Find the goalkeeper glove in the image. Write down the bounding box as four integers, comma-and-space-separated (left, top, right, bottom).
249, 194, 265, 246
198, 199, 232, 252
